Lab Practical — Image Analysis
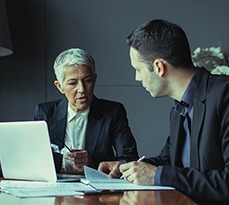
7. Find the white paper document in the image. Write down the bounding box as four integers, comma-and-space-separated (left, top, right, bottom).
83, 166, 175, 191
0, 180, 95, 198
0, 166, 174, 198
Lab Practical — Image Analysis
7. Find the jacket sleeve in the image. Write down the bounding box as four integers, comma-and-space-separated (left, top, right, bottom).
111, 103, 139, 161
143, 136, 171, 166
90, 102, 139, 167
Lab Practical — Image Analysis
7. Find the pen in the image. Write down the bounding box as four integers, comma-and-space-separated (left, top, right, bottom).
136, 155, 146, 162
120, 156, 146, 179
54, 136, 73, 152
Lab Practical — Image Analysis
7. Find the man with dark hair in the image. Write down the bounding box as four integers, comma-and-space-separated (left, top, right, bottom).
99, 19, 229, 204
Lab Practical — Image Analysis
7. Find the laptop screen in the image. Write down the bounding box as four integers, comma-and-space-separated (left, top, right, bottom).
0, 121, 57, 182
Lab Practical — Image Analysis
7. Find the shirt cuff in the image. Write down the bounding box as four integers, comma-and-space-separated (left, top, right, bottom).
154, 166, 163, 185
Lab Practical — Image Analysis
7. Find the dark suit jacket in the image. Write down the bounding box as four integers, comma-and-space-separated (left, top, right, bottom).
144, 68, 229, 203
34, 96, 138, 172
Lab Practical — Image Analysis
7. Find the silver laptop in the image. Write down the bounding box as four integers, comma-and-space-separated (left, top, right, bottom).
0, 121, 81, 182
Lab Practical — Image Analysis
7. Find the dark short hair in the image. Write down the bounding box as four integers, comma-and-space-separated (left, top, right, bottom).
127, 19, 193, 68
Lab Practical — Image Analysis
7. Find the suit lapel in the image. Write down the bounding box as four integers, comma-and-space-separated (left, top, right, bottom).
49, 99, 68, 148
190, 68, 209, 168
85, 97, 103, 155
190, 100, 205, 168
170, 109, 186, 167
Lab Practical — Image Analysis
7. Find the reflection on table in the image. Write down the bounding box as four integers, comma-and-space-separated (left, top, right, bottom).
0, 190, 197, 205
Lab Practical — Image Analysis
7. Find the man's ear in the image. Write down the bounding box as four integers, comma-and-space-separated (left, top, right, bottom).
54, 80, 65, 94
153, 59, 166, 77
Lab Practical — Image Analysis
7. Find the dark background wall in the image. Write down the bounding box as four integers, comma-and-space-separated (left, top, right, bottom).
1, 0, 229, 157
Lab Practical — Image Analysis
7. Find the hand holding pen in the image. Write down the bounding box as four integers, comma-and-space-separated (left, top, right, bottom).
54, 136, 73, 153
120, 156, 146, 179
54, 136, 89, 173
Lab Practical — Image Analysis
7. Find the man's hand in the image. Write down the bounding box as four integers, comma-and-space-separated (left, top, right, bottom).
119, 161, 157, 185
98, 161, 124, 178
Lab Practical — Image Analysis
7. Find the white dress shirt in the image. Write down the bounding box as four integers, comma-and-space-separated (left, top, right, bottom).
61, 104, 90, 173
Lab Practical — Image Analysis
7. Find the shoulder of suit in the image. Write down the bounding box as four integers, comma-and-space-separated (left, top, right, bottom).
36, 98, 65, 109
93, 97, 123, 107
208, 73, 229, 91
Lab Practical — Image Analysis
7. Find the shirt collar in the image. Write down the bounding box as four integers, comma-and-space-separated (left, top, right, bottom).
67, 104, 90, 122
174, 69, 197, 113
181, 69, 197, 107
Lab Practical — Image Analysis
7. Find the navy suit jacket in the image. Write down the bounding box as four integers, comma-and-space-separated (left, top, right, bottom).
144, 68, 229, 203
34, 96, 139, 172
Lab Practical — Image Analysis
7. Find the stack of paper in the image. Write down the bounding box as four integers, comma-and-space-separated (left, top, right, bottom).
0, 180, 95, 197
82, 166, 175, 191
0, 166, 174, 198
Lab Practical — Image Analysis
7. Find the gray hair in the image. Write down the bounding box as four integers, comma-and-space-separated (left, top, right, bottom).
53, 48, 96, 85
